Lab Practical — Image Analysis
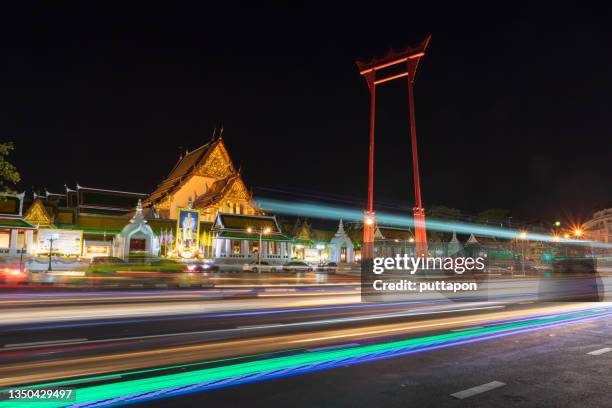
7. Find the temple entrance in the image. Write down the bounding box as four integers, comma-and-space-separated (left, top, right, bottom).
129, 237, 146, 252
294, 246, 305, 260
340, 246, 347, 262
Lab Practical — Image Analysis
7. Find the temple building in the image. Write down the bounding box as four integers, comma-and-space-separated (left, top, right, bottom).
328, 220, 355, 263
373, 226, 415, 258
211, 213, 292, 260
0, 193, 36, 257
14, 134, 364, 265
113, 200, 160, 260
24, 186, 157, 259
16, 136, 262, 260
144, 137, 258, 222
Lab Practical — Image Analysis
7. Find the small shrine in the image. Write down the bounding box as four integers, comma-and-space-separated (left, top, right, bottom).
329, 220, 355, 263
113, 200, 160, 260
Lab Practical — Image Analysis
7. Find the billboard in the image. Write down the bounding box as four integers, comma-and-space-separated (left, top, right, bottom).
176, 208, 201, 257
37, 229, 83, 256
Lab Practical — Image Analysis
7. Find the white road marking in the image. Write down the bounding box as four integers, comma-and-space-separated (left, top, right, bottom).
3, 338, 88, 349
587, 347, 612, 356
307, 343, 361, 352
451, 381, 506, 399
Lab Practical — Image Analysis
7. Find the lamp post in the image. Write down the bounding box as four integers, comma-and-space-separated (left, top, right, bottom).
518, 231, 528, 277
47, 233, 59, 272
247, 227, 271, 264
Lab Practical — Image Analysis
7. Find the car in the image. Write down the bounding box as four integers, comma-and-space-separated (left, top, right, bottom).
0, 262, 29, 284
242, 261, 282, 273
283, 261, 313, 272
316, 261, 338, 273
184, 260, 219, 272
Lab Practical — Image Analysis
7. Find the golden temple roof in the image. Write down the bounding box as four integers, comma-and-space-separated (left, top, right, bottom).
145, 138, 234, 206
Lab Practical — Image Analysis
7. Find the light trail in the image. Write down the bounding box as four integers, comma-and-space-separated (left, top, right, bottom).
0, 284, 360, 306
0, 295, 361, 326
3, 299, 448, 332
0, 303, 505, 351
1, 305, 610, 407
256, 198, 612, 248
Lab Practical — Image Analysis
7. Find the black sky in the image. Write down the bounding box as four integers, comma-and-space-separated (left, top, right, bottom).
3, 3, 611, 223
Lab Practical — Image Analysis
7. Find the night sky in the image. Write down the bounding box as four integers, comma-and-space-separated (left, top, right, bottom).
4, 4, 611, 224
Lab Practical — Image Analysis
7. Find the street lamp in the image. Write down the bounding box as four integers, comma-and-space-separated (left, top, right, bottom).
247, 226, 271, 264
47, 233, 60, 272
573, 228, 583, 238
518, 231, 528, 277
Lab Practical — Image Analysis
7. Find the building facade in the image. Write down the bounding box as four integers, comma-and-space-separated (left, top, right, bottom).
0, 193, 36, 257
584, 208, 612, 243
211, 213, 292, 260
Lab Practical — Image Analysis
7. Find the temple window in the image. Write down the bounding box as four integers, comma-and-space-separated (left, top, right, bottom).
249, 241, 259, 255
0, 229, 10, 248
16, 231, 25, 249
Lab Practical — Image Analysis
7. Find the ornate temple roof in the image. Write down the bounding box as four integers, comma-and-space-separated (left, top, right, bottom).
0, 193, 24, 217
214, 213, 281, 233
0, 192, 35, 229
376, 226, 413, 240
193, 173, 244, 209
145, 138, 234, 206
76, 185, 147, 214
212, 213, 291, 242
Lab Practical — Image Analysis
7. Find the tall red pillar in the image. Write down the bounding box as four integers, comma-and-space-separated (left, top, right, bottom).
407, 61, 428, 257
363, 70, 376, 258
356, 35, 431, 258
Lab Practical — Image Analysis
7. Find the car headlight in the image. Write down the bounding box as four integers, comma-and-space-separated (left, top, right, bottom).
202, 264, 210, 269
187, 264, 196, 271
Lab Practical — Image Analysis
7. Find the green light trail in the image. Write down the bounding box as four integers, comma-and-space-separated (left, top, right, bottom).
1, 307, 610, 407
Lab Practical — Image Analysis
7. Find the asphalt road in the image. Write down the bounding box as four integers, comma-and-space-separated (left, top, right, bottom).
0, 288, 610, 407
157, 310, 612, 408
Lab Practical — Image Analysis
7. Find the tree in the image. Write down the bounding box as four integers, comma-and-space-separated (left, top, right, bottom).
476, 208, 511, 225
427, 205, 463, 242
428, 205, 463, 221
0, 142, 20, 193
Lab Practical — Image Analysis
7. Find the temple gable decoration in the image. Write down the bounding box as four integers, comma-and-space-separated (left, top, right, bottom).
195, 143, 234, 179
24, 198, 54, 227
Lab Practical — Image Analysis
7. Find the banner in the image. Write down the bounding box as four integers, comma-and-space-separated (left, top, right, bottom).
37, 229, 83, 256
176, 208, 201, 257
